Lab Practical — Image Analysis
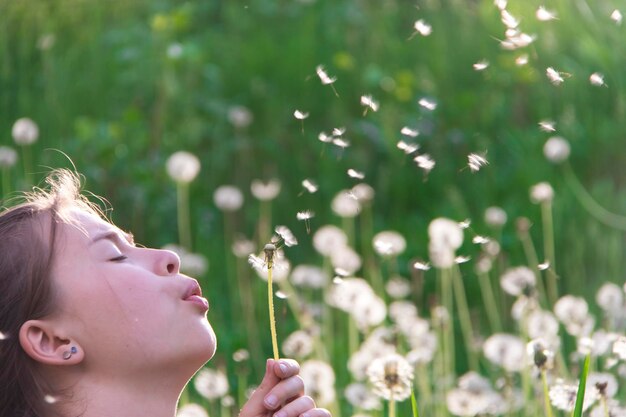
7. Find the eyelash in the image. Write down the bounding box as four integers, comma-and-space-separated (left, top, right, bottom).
110, 255, 128, 262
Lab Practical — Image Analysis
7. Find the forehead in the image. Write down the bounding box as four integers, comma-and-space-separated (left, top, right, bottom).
59, 208, 122, 242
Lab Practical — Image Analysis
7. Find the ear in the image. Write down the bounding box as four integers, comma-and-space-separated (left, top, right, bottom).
19, 320, 84, 365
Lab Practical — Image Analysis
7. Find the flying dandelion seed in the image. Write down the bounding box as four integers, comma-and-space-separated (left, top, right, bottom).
501, 31, 535, 50
0, 331, 7, 340
414, 154, 435, 173
500, 10, 519, 28
275, 225, 298, 247
539, 120, 556, 132
302, 179, 318, 193
294, 110, 309, 133
318, 131, 332, 143
472, 235, 490, 244
538, 261, 550, 271
536, 6, 557, 21
418, 97, 437, 111
413, 260, 431, 271
546, 67, 565, 85
473, 60, 489, 71
515, 54, 529, 66
494, 0, 507, 11
275, 290, 289, 299
411, 19, 432, 38
458, 219, 471, 229
467, 152, 489, 172
347, 169, 365, 179
332, 137, 350, 149
315, 65, 339, 97
400, 126, 419, 137
611, 9, 623, 25
332, 127, 346, 136
589, 72, 605, 86
455, 255, 471, 264
360, 95, 379, 115
297, 210, 315, 234
397, 140, 419, 155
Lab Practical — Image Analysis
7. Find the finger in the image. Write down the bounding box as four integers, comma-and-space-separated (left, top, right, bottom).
272, 358, 300, 379
299, 408, 332, 417
245, 359, 282, 410
271, 396, 315, 417
264, 375, 305, 410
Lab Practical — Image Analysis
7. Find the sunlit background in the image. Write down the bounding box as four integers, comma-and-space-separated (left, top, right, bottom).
2, 0, 626, 416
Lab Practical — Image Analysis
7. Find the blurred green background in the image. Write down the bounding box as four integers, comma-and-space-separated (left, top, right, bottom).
2, 0, 626, 411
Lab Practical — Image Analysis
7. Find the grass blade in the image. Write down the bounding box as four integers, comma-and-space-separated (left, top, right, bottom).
572, 354, 591, 417
410, 386, 420, 417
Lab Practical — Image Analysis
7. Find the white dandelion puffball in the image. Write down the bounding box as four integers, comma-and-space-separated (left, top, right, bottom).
166, 151, 201, 183
351, 183, 375, 202
331, 190, 361, 218
213, 185, 244, 211
250, 179, 281, 201
282, 330, 314, 358
12, 118, 39, 145
312, 225, 348, 257
372, 230, 406, 257
483, 333, 526, 372
0, 146, 18, 168
484, 206, 507, 227
193, 367, 229, 400
330, 245, 362, 275
544, 136, 570, 163
596, 282, 623, 314
300, 360, 336, 406
500, 266, 536, 296
530, 182, 554, 204
290, 264, 328, 288
176, 404, 209, 417
344, 383, 381, 411
227, 105, 253, 128
367, 353, 414, 401
428, 218, 463, 250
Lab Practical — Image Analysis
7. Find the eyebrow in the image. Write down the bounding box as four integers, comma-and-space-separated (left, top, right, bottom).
89, 230, 135, 246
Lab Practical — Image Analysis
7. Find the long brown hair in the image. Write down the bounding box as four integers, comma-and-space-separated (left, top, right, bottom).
0, 169, 103, 417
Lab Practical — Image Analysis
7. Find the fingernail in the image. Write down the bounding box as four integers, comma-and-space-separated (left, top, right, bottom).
265, 395, 278, 408
301, 413, 309, 417
279, 362, 288, 374
274, 411, 286, 417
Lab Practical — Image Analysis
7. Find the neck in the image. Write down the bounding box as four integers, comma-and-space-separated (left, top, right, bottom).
55, 371, 188, 417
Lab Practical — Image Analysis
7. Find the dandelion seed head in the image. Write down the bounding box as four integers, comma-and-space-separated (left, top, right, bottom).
194, 368, 229, 400
588, 372, 619, 398
418, 97, 437, 111
302, 178, 319, 193
397, 140, 419, 155
344, 383, 381, 410
530, 182, 554, 204
313, 225, 347, 256
527, 338, 555, 370
613, 336, 626, 360
331, 190, 361, 218
213, 185, 244, 211
611, 9, 623, 25
473, 60, 489, 71
232, 238, 256, 259
544, 136, 570, 163
413, 19, 432, 36
414, 153, 436, 173
539, 119, 556, 132
500, 266, 536, 296
0, 146, 17, 168
549, 380, 598, 412
12, 117, 39, 145
555, 295, 594, 337
536, 6, 557, 21
526, 310, 559, 341
232, 349, 249, 362
294, 110, 309, 120
546, 67, 565, 85
290, 264, 327, 289
367, 353, 414, 401
250, 179, 281, 201
281, 330, 314, 359
360, 95, 379, 112
385, 277, 412, 299
429, 218, 464, 250
300, 360, 336, 406
228, 105, 253, 128
483, 333, 526, 372
373, 230, 406, 257
484, 206, 507, 227
353, 293, 387, 330
351, 183, 375, 202
166, 151, 201, 183
467, 153, 489, 172
400, 126, 419, 137
596, 282, 623, 315
589, 72, 605, 86
330, 246, 362, 275
347, 169, 365, 179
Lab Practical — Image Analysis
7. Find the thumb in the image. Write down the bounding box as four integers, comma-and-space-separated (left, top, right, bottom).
244, 359, 281, 410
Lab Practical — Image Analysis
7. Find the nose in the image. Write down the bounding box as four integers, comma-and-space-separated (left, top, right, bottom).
154, 249, 181, 276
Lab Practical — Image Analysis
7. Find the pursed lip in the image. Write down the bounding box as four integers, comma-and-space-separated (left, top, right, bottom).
182, 281, 209, 311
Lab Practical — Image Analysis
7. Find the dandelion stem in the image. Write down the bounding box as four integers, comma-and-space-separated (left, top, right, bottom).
267, 264, 280, 360
440, 267, 455, 380
176, 182, 192, 250
452, 266, 478, 370
517, 225, 549, 308
414, 368, 430, 414
388, 398, 396, 417
601, 396, 609, 417
541, 201, 558, 305
541, 369, 555, 417
348, 315, 359, 355
477, 270, 502, 332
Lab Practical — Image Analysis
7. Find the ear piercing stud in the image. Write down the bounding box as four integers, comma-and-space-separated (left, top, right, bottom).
62, 346, 78, 360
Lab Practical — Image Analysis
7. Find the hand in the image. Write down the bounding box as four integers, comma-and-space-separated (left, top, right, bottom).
239, 358, 331, 417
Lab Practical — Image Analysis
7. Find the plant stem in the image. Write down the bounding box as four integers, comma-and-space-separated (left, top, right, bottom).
541, 369, 554, 417
388, 398, 396, 417
477, 270, 502, 332
452, 266, 478, 370
541, 200, 558, 305
267, 265, 279, 360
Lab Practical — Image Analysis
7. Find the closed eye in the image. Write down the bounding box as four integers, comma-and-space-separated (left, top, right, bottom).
110, 255, 128, 262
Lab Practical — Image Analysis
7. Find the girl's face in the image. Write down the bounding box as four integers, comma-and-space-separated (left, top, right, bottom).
49, 209, 216, 378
